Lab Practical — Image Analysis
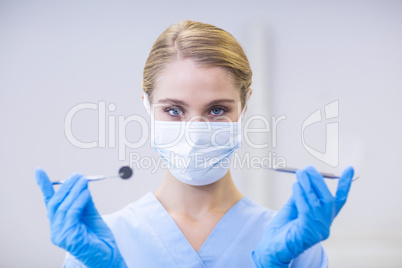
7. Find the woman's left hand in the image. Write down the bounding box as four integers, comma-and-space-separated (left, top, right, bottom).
252, 166, 354, 267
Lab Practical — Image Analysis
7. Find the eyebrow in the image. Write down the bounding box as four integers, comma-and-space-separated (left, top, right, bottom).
157, 98, 236, 107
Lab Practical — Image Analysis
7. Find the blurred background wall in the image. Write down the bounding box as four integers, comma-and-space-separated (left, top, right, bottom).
1, 1, 401, 267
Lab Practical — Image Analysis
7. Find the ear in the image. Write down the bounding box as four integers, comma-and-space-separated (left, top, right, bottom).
141, 92, 145, 100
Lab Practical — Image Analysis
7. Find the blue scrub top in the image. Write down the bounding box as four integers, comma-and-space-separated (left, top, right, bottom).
63, 192, 328, 267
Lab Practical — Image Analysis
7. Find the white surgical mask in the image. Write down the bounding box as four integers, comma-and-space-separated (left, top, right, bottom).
143, 92, 248, 186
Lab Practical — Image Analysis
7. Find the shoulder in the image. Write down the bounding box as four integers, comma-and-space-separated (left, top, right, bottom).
222, 196, 278, 247
238, 196, 277, 227
101, 192, 154, 227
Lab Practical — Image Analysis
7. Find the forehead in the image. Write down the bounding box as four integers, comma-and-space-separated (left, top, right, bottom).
153, 59, 240, 101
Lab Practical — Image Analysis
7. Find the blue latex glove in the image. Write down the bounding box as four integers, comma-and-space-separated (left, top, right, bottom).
35, 168, 127, 268
252, 166, 354, 267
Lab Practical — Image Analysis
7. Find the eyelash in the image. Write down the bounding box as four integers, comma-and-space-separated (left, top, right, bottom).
164, 106, 183, 117
163, 106, 229, 117
209, 106, 227, 116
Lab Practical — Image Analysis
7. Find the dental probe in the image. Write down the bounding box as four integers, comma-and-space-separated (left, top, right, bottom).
263, 166, 359, 181
52, 166, 133, 185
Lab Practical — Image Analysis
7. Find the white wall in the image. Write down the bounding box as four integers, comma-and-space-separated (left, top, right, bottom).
1, 1, 401, 267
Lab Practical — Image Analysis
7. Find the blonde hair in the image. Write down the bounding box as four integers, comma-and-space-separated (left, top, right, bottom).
142, 20, 252, 108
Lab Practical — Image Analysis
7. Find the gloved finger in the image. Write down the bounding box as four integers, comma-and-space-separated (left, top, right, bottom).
292, 181, 310, 217
271, 195, 298, 225
54, 177, 89, 223
47, 173, 82, 221
80, 194, 112, 235
81, 193, 101, 219
305, 166, 333, 204
65, 186, 92, 223
334, 166, 354, 216
296, 169, 319, 208
35, 168, 55, 205
52, 189, 90, 251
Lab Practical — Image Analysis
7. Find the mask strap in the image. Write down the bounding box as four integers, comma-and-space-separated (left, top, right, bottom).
239, 90, 251, 122
143, 92, 151, 116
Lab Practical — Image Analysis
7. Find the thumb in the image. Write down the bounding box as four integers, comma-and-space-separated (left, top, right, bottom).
35, 168, 55, 205
335, 166, 354, 216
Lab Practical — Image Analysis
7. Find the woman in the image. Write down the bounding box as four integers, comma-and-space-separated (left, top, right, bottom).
35, 20, 354, 267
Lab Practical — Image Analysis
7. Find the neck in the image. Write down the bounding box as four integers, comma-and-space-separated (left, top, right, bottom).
154, 170, 243, 220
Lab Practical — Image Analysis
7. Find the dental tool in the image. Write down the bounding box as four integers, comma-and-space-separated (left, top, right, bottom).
263, 166, 359, 181
52, 166, 133, 185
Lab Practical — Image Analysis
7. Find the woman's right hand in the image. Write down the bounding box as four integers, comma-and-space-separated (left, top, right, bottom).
35, 168, 127, 268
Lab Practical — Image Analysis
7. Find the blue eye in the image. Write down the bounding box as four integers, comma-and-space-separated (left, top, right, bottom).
210, 107, 225, 115
166, 107, 182, 116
